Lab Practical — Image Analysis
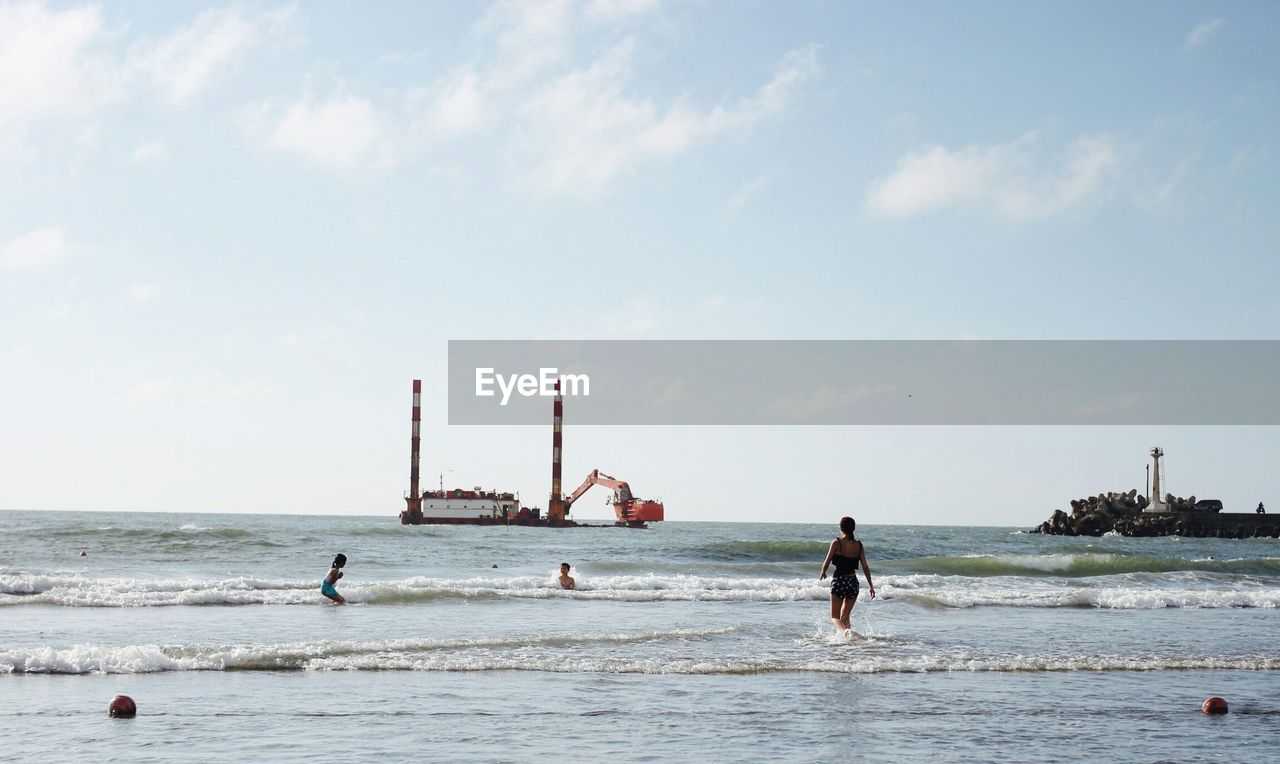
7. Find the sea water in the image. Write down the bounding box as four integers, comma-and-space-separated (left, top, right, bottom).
1, 510, 1278, 762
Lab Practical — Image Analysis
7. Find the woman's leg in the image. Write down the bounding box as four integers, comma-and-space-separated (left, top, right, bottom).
838, 597, 854, 630
830, 593, 845, 630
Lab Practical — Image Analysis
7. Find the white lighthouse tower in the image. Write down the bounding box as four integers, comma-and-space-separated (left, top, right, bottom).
1146, 446, 1169, 513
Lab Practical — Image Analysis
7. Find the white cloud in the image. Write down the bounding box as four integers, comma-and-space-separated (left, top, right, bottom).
1230, 146, 1267, 170
245, 88, 396, 172
516, 41, 821, 196
414, 0, 662, 143
740, 45, 823, 119
129, 5, 296, 105
1184, 19, 1223, 50
600, 296, 661, 335
132, 140, 168, 163
0, 3, 296, 157
480, 0, 575, 87
278, 325, 342, 348
1140, 149, 1200, 209
866, 133, 1119, 220
726, 174, 768, 210
34, 295, 89, 319
418, 67, 490, 137
584, 0, 661, 24
124, 377, 176, 407
125, 375, 272, 406
0, 227, 79, 269
0, 2, 122, 132
249, 4, 818, 189
127, 282, 159, 303
0, 344, 32, 365
183, 378, 273, 405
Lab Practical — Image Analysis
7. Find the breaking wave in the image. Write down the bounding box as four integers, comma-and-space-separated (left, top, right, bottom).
4, 570, 1277, 609
2, 634, 1275, 675
886, 585, 1280, 609
899, 553, 1280, 578
0, 572, 832, 607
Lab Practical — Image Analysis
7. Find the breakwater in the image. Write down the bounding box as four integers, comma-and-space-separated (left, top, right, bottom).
1032, 490, 1279, 538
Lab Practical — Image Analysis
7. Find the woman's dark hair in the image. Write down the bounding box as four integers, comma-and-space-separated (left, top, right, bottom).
332, 553, 347, 567
839, 517, 856, 538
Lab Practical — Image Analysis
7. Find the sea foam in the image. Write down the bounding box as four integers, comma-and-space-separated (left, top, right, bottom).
3, 569, 1275, 609
3, 635, 1276, 675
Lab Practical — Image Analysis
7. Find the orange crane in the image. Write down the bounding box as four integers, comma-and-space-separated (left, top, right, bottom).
565, 469, 665, 527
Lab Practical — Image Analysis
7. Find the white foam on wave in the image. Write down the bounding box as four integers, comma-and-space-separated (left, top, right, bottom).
0, 627, 739, 674
887, 585, 1280, 609
0, 573, 317, 607
3, 638, 1275, 675
0, 572, 834, 607
957, 552, 1121, 573
5, 569, 1276, 609
306, 653, 1280, 675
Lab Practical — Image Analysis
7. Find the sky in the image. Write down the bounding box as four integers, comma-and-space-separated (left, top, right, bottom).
1, 1, 1278, 525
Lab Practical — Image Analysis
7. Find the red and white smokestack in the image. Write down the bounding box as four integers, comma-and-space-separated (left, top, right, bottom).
406, 379, 422, 517
549, 380, 564, 521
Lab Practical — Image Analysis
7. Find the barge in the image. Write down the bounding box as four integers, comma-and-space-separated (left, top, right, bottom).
399, 379, 664, 528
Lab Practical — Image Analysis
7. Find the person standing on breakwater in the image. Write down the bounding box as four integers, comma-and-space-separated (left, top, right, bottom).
820, 517, 875, 633
1258, 502, 1266, 515
321, 554, 347, 604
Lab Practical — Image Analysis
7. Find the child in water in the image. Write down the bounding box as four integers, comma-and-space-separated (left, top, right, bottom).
321, 553, 347, 604
558, 562, 576, 590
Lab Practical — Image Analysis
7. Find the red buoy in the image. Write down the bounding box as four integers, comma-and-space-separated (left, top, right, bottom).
1202, 696, 1228, 715
108, 695, 137, 718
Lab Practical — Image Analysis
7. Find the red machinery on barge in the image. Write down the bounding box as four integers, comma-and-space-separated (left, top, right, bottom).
399, 380, 663, 528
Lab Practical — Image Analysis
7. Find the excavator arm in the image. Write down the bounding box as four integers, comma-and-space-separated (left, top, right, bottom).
565, 469, 632, 508
564, 468, 661, 526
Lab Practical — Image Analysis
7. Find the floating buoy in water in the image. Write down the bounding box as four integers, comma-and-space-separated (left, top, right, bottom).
1202, 696, 1228, 715
108, 695, 137, 718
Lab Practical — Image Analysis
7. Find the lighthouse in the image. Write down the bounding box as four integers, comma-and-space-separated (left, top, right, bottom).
1145, 446, 1168, 513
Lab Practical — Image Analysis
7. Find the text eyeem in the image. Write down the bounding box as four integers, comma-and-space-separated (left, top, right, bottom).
474, 368, 590, 406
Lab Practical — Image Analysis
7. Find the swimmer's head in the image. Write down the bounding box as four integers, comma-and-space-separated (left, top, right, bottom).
839, 517, 856, 537
560, 563, 570, 574
333, 553, 347, 568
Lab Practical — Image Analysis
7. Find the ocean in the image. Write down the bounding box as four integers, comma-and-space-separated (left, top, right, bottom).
2, 510, 1278, 762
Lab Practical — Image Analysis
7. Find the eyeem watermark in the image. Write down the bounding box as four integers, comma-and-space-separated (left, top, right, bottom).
451, 340, 1280, 425
475, 367, 591, 406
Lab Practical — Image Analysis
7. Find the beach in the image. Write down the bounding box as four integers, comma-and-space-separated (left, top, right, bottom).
2, 510, 1277, 762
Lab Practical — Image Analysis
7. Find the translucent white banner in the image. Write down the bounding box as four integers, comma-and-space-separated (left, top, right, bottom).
447, 340, 1280, 425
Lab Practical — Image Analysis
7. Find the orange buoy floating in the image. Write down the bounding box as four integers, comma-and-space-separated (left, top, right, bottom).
1202, 696, 1228, 715
108, 695, 137, 718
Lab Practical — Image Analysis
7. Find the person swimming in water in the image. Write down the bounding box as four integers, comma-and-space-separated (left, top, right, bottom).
321, 553, 347, 604
819, 517, 875, 633
558, 562, 576, 590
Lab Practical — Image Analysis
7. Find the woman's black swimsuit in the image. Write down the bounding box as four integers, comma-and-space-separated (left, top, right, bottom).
830, 541, 861, 600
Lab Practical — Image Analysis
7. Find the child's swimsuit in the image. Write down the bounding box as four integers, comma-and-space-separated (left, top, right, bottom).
321, 579, 340, 597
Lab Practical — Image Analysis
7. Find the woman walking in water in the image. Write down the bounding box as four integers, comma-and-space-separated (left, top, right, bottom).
819, 517, 875, 632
